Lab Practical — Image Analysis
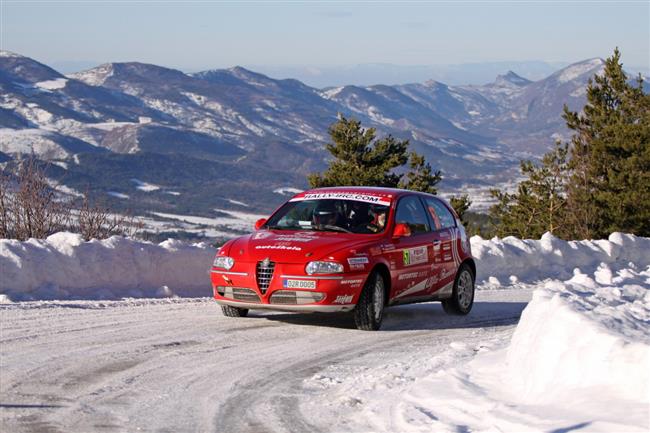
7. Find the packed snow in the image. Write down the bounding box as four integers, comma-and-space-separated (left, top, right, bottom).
300, 233, 650, 433
0, 231, 648, 432
0, 232, 216, 301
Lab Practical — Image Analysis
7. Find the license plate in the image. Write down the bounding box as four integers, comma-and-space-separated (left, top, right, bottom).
283, 279, 317, 290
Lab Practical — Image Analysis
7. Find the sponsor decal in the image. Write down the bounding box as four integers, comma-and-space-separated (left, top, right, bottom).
440, 268, 454, 280
347, 257, 369, 265
426, 274, 440, 288
349, 264, 366, 271
341, 279, 363, 286
273, 234, 318, 243
333, 294, 354, 304
283, 279, 316, 290
402, 246, 428, 266
398, 272, 419, 281
255, 245, 302, 251
381, 243, 396, 252
290, 192, 391, 206
253, 232, 273, 240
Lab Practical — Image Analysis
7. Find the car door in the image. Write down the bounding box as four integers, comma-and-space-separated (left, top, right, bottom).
389, 195, 435, 301
422, 197, 458, 295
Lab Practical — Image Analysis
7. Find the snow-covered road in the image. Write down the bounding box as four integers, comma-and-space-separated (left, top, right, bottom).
0, 290, 531, 433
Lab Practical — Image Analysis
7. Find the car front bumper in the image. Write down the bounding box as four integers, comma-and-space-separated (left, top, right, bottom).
214, 298, 356, 313
211, 266, 367, 313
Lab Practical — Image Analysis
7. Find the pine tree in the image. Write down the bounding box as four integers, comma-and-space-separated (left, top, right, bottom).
308, 115, 408, 188
489, 143, 569, 239
398, 152, 442, 194
563, 48, 650, 237
309, 115, 442, 194
449, 194, 471, 225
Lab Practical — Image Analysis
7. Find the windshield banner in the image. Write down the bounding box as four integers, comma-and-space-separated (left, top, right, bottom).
290, 192, 392, 206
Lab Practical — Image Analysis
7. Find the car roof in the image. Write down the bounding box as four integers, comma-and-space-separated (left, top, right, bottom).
296, 186, 437, 201
305, 186, 408, 194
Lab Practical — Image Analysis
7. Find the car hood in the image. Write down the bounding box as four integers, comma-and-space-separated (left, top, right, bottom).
228, 229, 378, 264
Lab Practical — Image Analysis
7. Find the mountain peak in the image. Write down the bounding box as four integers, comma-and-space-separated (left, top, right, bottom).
68, 63, 114, 86
554, 58, 605, 84
0, 50, 24, 58
494, 70, 531, 87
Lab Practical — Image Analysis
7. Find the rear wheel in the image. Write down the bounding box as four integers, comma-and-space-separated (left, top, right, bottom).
442, 264, 475, 315
354, 272, 386, 331
221, 305, 249, 317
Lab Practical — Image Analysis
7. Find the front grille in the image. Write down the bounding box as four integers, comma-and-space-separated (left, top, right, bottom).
256, 259, 275, 293
217, 287, 261, 303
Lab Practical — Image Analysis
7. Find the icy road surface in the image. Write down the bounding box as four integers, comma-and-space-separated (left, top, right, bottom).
0, 289, 531, 433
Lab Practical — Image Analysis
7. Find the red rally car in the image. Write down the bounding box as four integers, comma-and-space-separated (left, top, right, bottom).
211, 187, 476, 330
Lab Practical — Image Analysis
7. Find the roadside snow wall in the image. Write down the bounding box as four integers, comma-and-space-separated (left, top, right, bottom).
506, 271, 650, 405
474, 232, 650, 406
471, 231, 650, 286
0, 232, 217, 301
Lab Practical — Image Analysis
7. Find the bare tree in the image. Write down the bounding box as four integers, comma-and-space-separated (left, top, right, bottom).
76, 192, 143, 241
0, 155, 142, 241
0, 156, 70, 240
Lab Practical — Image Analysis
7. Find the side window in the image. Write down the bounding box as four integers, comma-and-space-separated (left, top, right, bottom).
424, 198, 456, 229
395, 196, 430, 235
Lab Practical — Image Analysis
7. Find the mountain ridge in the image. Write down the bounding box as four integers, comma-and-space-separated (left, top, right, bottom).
1, 51, 641, 214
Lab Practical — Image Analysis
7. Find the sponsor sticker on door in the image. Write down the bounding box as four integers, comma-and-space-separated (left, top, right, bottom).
283, 279, 317, 290
403, 246, 428, 266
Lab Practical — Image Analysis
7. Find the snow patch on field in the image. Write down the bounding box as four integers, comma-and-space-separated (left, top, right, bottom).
131, 178, 161, 192
34, 78, 68, 90
107, 191, 129, 199
273, 187, 303, 195
0, 232, 216, 301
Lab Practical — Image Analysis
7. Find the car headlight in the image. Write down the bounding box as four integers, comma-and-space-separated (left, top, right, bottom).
305, 261, 343, 275
213, 256, 235, 270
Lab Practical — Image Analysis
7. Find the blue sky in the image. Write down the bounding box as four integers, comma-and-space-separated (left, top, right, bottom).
2, 1, 648, 75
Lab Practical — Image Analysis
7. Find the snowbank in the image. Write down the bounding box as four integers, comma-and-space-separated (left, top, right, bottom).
300, 232, 650, 432
506, 266, 650, 404
0, 232, 216, 301
471, 231, 650, 286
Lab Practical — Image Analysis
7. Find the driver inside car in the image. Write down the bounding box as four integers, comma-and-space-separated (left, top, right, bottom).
312, 201, 341, 228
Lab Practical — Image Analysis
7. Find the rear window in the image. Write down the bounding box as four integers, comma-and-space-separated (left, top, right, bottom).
424, 197, 456, 229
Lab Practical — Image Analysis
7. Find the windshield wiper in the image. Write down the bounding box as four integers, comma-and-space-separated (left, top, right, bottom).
265, 224, 303, 230
318, 224, 352, 233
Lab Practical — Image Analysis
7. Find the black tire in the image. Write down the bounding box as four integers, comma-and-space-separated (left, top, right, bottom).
221, 305, 249, 317
354, 272, 386, 331
441, 263, 475, 315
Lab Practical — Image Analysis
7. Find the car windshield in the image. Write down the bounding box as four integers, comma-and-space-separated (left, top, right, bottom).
265, 199, 390, 234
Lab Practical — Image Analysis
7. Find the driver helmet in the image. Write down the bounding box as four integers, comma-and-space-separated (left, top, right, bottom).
313, 201, 339, 226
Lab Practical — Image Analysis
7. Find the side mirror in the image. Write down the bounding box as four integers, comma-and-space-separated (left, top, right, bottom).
254, 218, 267, 230
392, 223, 411, 238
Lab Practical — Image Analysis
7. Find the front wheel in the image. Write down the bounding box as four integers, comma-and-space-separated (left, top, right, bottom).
442, 264, 475, 315
221, 305, 249, 317
354, 272, 386, 331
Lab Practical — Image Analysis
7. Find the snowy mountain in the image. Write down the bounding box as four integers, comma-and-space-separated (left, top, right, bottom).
0, 51, 635, 214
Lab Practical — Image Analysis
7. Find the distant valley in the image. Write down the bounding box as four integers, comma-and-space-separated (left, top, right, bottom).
2, 50, 643, 226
